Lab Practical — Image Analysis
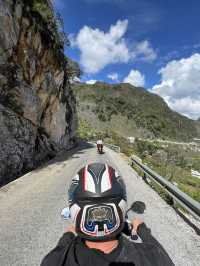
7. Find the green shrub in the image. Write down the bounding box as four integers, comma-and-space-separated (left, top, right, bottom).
28, 0, 69, 55
149, 180, 174, 205
32, 0, 53, 22
98, 113, 107, 122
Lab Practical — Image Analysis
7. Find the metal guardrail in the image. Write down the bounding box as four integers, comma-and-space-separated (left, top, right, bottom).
105, 143, 121, 153
131, 156, 200, 221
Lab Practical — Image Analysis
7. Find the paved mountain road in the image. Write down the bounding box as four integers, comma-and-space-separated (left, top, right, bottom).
0, 143, 199, 266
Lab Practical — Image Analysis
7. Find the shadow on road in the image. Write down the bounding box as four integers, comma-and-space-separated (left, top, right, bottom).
33, 140, 94, 172
0, 141, 94, 188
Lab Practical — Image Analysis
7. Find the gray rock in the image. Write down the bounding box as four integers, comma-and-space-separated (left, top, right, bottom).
0, 1, 77, 185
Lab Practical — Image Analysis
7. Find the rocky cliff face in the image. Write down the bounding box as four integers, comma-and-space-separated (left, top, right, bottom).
0, 0, 77, 185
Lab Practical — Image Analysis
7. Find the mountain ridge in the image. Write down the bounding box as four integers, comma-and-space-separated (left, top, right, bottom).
73, 81, 199, 141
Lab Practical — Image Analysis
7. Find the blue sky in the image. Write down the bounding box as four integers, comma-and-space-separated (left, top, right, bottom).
53, 0, 200, 119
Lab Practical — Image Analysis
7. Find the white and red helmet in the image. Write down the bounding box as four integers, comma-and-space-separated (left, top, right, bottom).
68, 163, 127, 241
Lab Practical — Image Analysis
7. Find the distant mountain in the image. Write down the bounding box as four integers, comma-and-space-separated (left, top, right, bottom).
195, 119, 200, 136
72, 82, 199, 141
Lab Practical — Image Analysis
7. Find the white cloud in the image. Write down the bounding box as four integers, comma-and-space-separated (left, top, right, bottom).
165, 97, 200, 119
74, 20, 157, 73
75, 20, 130, 73
86, 79, 97, 84
107, 73, 119, 82
134, 40, 157, 62
151, 53, 200, 119
68, 33, 76, 47
123, 69, 145, 87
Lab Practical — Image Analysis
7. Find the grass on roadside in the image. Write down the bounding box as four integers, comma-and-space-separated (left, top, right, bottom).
77, 119, 200, 203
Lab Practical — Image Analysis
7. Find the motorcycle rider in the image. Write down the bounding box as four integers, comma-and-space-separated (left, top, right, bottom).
41, 163, 174, 266
96, 139, 103, 153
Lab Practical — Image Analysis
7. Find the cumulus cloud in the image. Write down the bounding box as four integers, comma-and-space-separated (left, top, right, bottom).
73, 20, 157, 73
68, 33, 76, 47
151, 53, 200, 119
107, 73, 119, 82
86, 79, 97, 84
134, 40, 157, 62
123, 69, 145, 87
75, 20, 130, 73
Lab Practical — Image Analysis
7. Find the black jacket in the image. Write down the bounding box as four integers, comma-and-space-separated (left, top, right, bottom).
41, 224, 174, 266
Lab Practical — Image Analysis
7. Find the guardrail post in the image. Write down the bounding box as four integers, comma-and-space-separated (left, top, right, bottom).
169, 197, 174, 207
142, 172, 147, 182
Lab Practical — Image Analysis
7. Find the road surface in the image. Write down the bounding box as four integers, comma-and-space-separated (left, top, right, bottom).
0, 143, 199, 266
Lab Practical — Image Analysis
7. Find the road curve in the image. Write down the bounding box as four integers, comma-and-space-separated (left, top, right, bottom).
0, 143, 199, 266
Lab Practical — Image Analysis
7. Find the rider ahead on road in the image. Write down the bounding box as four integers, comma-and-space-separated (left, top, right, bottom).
41, 163, 174, 266
97, 140, 103, 153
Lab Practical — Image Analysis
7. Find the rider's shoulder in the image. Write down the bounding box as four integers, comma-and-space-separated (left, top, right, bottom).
120, 234, 173, 265
41, 233, 76, 266
121, 234, 159, 253
55, 232, 76, 249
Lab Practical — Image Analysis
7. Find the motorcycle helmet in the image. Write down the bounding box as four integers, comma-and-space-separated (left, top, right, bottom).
68, 163, 127, 241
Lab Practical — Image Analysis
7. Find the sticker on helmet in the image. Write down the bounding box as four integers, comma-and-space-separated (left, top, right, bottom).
80, 203, 120, 237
